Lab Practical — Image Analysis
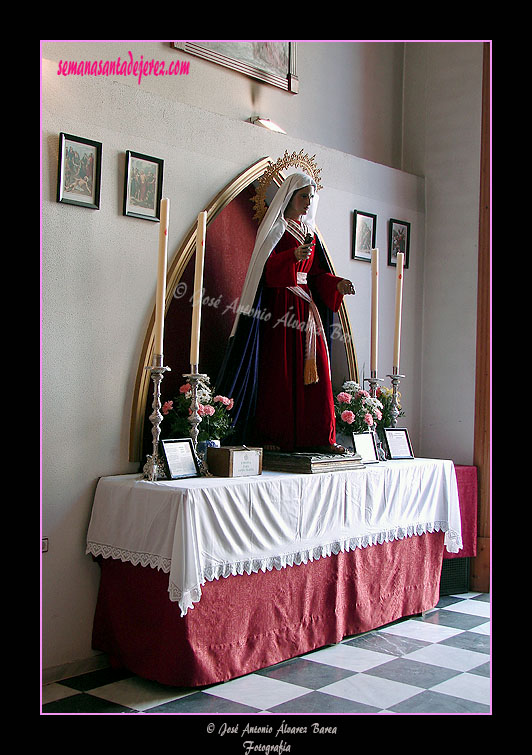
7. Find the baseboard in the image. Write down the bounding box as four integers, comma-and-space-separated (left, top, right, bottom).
42, 652, 110, 685
470, 536, 490, 592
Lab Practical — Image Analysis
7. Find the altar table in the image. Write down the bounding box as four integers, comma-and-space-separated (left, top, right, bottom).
86, 458, 463, 687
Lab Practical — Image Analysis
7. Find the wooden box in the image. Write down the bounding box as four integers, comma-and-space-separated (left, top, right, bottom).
206, 446, 263, 477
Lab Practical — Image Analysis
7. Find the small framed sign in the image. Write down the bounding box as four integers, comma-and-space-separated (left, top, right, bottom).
159, 438, 201, 479
352, 431, 379, 463
383, 428, 414, 459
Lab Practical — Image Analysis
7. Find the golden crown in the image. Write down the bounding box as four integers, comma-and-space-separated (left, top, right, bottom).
252, 150, 323, 222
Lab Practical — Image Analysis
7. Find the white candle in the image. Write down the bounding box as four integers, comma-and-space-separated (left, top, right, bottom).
190, 211, 207, 368
393, 252, 404, 372
154, 198, 169, 357
370, 248, 379, 375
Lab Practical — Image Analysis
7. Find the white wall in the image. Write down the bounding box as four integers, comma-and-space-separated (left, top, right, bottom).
41, 40, 482, 677
43, 41, 405, 169
402, 42, 483, 463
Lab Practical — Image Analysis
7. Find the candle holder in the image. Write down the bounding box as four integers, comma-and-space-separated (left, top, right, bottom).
386, 369, 406, 428
182, 366, 212, 477
142, 354, 171, 481
363, 372, 387, 461
364, 372, 384, 399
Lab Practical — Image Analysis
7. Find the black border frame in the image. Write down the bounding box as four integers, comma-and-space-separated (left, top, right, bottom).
57, 132, 102, 209
387, 218, 411, 268
383, 427, 414, 459
159, 438, 201, 479
123, 150, 164, 221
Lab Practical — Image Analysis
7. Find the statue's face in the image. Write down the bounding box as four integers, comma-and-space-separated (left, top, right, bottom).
286, 186, 314, 219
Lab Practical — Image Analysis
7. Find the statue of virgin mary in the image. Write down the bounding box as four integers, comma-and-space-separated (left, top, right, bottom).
216, 171, 355, 452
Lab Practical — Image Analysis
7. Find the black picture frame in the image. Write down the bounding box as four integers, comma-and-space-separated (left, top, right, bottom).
388, 219, 410, 268
159, 438, 201, 479
383, 427, 414, 459
57, 132, 102, 209
352, 210, 377, 262
123, 150, 164, 221
352, 431, 379, 463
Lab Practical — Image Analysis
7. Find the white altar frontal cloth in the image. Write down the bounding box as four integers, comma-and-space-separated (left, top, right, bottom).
86, 458, 462, 616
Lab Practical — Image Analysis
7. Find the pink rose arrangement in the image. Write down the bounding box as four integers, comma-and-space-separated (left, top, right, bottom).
161, 381, 235, 442
198, 404, 215, 417
334, 381, 384, 435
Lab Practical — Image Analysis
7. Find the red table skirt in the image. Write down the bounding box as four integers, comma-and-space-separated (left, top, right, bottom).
445, 465, 477, 559
92, 531, 445, 687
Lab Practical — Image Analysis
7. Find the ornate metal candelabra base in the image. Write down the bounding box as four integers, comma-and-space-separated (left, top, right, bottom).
386, 370, 405, 428
142, 354, 171, 481
364, 372, 383, 399
182, 367, 212, 477
364, 372, 386, 460
373, 431, 387, 461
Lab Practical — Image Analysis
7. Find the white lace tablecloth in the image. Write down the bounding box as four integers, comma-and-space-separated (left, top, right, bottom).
86, 458, 462, 616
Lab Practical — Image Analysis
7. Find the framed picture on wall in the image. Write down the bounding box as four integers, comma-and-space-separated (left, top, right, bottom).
123, 151, 164, 221
172, 41, 299, 93
352, 210, 377, 261
388, 219, 411, 268
57, 133, 102, 209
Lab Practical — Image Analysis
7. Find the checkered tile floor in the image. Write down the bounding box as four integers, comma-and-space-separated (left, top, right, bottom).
42, 592, 490, 715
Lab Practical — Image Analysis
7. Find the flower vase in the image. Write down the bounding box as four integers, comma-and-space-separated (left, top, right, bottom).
196, 438, 220, 460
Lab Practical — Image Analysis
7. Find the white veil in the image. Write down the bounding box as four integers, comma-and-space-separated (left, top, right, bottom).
230, 172, 319, 336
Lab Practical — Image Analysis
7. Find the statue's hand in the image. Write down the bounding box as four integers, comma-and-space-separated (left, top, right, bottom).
294, 243, 312, 262
337, 279, 356, 295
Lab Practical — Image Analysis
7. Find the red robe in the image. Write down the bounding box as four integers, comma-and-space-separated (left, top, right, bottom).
252, 227, 344, 451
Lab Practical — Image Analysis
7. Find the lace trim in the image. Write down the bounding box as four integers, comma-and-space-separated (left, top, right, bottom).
88, 523, 462, 618
166, 521, 462, 616
86, 541, 171, 573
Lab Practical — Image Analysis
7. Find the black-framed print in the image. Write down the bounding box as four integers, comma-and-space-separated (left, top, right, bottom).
123, 151, 164, 220
383, 427, 414, 459
352, 431, 379, 463
388, 219, 410, 268
352, 210, 377, 262
159, 438, 201, 479
57, 133, 102, 209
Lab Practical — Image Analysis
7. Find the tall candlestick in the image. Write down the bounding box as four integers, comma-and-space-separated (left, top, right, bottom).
154, 198, 169, 357
370, 248, 379, 375
190, 211, 207, 368
393, 252, 404, 372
